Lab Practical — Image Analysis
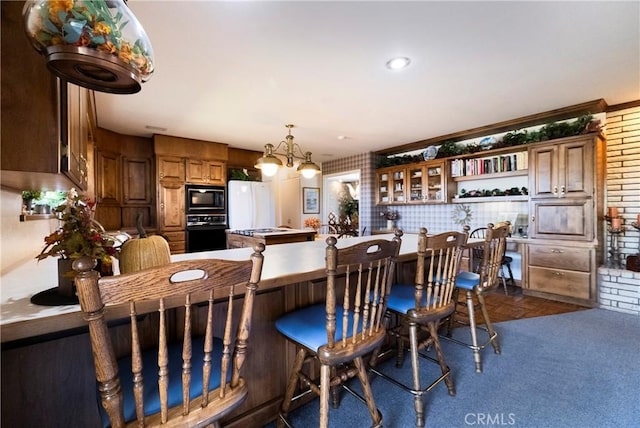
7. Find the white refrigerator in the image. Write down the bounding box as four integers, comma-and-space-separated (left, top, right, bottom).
227, 180, 276, 230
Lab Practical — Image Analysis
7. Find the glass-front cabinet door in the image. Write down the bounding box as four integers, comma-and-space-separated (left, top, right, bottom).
425, 162, 445, 202
390, 168, 406, 203
377, 166, 407, 204
407, 165, 426, 203
376, 168, 392, 204
376, 160, 449, 205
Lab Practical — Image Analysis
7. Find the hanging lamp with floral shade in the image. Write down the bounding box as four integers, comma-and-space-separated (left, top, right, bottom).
23, 0, 154, 94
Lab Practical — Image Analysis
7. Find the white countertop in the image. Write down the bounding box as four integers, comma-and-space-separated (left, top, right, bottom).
0, 233, 409, 342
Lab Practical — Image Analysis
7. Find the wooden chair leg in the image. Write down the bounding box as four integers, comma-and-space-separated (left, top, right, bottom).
330, 366, 340, 409
428, 322, 455, 396
319, 364, 331, 428
354, 357, 383, 427
409, 322, 425, 427
278, 347, 307, 428
477, 293, 501, 355
465, 290, 482, 373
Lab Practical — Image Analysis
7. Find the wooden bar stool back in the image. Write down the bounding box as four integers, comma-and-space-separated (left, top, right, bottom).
369, 227, 468, 428
275, 231, 402, 428
444, 222, 510, 372
73, 244, 265, 428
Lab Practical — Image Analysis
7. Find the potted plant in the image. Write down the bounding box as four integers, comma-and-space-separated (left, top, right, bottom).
21, 190, 42, 214
35, 189, 118, 304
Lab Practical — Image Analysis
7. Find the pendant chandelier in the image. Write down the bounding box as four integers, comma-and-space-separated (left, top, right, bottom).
255, 124, 321, 179
22, 0, 154, 94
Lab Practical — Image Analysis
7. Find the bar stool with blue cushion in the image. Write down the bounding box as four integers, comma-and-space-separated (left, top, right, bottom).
369, 227, 468, 428
443, 222, 510, 373
468, 223, 514, 294
73, 245, 265, 428
276, 231, 402, 428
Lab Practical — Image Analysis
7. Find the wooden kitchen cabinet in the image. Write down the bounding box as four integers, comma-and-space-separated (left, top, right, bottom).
376, 160, 449, 205
95, 150, 121, 205
1, 1, 90, 192
157, 156, 185, 181
529, 136, 594, 199
93, 128, 155, 232
158, 182, 185, 231
527, 134, 604, 241
523, 133, 605, 306
186, 159, 226, 185
529, 198, 594, 241
122, 157, 152, 205
526, 242, 595, 306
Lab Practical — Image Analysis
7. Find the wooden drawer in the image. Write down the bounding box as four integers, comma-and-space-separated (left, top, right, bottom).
161, 231, 185, 254
528, 266, 591, 300
162, 231, 185, 242
528, 245, 590, 272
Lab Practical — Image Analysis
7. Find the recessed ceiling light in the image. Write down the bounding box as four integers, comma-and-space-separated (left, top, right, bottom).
337, 135, 347, 140
386, 56, 411, 70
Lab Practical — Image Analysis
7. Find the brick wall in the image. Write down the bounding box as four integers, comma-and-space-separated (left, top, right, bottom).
599, 105, 640, 314
605, 106, 640, 260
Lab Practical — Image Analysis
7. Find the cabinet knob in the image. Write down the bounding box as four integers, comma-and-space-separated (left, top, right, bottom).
160, 202, 164, 209
553, 186, 558, 196
560, 185, 565, 196
160, 173, 164, 179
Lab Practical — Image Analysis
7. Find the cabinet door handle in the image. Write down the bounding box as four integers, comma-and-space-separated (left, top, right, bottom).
160, 173, 164, 179
551, 249, 564, 253
553, 186, 558, 196
552, 272, 564, 277
560, 185, 565, 196
160, 202, 164, 209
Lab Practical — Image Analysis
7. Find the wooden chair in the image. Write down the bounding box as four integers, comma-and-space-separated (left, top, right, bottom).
72, 244, 265, 428
369, 228, 468, 428
468, 223, 514, 294
443, 222, 509, 373
275, 231, 402, 428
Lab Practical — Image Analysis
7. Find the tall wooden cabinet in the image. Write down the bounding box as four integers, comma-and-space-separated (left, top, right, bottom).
528, 134, 603, 241
154, 135, 229, 254
93, 128, 155, 232
526, 133, 605, 306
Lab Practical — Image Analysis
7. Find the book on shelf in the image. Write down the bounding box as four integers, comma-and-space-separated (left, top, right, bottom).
450, 151, 528, 177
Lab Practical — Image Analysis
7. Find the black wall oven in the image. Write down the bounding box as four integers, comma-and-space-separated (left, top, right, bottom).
185, 184, 225, 214
186, 214, 228, 253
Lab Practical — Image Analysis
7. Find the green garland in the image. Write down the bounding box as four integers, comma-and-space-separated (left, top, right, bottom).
377, 114, 596, 168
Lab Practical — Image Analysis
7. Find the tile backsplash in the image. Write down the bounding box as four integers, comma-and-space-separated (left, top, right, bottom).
377, 201, 528, 235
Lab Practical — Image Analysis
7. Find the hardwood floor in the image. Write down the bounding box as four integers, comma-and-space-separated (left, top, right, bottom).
456, 284, 589, 324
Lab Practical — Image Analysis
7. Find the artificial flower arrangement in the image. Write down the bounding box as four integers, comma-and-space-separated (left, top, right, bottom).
303, 217, 321, 231
380, 209, 400, 221
24, 0, 153, 79
37, 188, 117, 264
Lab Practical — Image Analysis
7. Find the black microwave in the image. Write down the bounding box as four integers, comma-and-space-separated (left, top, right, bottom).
185, 184, 226, 214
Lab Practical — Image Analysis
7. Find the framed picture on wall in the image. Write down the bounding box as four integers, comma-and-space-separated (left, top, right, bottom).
303, 187, 320, 214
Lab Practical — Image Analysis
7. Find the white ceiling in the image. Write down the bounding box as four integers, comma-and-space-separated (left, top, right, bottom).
95, 1, 640, 164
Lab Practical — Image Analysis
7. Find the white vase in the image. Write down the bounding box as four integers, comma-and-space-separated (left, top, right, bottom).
387, 220, 394, 230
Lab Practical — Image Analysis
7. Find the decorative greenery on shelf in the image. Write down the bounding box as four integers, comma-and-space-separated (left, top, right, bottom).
22, 190, 42, 201
458, 187, 528, 198
376, 114, 599, 168
229, 168, 259, 181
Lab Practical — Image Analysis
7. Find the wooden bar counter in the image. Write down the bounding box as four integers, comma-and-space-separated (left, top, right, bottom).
0, 233, 469, 427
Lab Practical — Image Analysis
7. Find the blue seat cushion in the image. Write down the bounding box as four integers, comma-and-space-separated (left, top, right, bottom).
100, 335, 229, 427
456, 271, 480, 290
275, 304, 360, 352
387, 283, 433, 314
